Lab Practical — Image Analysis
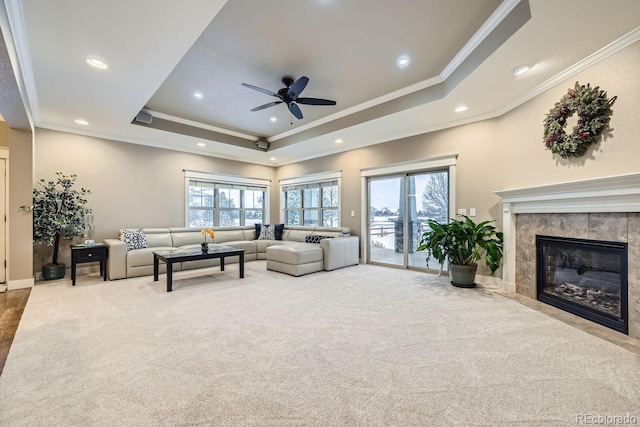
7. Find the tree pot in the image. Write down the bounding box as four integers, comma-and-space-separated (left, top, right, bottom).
449, 263, 477, 288
42, 263, 66, 280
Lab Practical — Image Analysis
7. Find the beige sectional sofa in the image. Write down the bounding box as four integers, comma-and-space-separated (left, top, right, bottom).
105, 226, 359, 280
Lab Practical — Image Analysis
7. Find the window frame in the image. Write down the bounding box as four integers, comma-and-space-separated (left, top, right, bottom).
280, 170, 341, 227
184, 170, 271, 228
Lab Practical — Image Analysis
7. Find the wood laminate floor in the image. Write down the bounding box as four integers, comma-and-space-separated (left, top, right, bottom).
0, 288, 30, 376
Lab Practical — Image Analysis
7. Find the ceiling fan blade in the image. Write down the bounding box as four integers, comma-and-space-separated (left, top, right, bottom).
241, 82, 279, 98
288, 102, 303, 120
287, 76, 309, 99
250, 101, 282, 112
296, 97, 336, 106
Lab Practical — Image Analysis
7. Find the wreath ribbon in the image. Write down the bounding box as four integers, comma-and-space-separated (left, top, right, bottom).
543, 82, 616, 159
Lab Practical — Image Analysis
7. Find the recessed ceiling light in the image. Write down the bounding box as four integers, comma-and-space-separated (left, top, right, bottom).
270, 116, 277, 123
334, 138, 343, 144
197, 142, 206, 147
397, 56, 410, 67
193, 92, 203, 99
74, 119, 89, 125
513, 64, 531, 75
270, 157, 277, 161
86, 57, 108, 70
454, 105, 468, 113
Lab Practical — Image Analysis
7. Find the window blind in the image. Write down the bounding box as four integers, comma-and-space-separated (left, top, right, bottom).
281, 180, 338, 192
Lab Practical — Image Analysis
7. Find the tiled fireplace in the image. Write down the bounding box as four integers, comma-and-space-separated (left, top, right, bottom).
495, 174, 640, 339
536, 234, 628, 334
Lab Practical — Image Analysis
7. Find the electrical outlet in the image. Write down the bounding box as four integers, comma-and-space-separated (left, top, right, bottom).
457, 208, 467, 216
469, 208, 476, 217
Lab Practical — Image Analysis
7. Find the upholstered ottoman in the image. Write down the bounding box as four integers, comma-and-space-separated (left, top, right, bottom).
266, 243, 323, 276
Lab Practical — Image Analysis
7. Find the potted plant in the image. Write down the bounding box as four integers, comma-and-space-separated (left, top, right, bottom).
20, 171, 92, 280
416, 215, 503, 288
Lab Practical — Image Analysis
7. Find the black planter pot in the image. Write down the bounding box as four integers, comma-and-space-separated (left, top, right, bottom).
201, 244, 209, 254
42, 263, 66, 280
449, 263, 477, 288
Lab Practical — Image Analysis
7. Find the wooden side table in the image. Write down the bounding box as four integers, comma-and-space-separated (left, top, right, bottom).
70, 244, 109, 286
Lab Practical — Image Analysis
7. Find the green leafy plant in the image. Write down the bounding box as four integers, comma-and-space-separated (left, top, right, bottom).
20, 171, 92, 266
416, 215, 504, 274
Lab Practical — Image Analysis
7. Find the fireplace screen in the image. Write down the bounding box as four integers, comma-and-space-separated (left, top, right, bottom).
536, 235, 628, 334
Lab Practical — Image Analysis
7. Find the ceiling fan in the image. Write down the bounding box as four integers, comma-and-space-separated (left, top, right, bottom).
241, 76, 336, 120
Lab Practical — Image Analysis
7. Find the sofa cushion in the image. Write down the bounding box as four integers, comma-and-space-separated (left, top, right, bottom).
143, 229, 173, 247
285, 229, 314, 242
121, 228, 148, 250
266, 243, 323, 265
304, 235, 335, 244
223, 240, 257, 254
214, 229, 247, 243
127, 246, 174, 268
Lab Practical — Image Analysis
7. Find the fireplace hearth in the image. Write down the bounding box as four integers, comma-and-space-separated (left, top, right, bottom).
536, 235, 628, 334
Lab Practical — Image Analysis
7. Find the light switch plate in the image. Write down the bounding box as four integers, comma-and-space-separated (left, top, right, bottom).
469, 208, 476, 217
457, 208, 467, 216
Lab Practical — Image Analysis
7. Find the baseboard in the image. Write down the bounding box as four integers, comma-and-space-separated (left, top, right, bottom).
8, 277, 35, 290
475, 274, 515, 292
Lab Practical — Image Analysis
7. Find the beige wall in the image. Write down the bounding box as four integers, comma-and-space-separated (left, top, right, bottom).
276, 119, 502, 233
0, 121, 9, 147
498, 41, 640, 189
278, 40, 640, 233
9, 128, 33, 285
32, 129, 276, 272
31, 40, 640, 277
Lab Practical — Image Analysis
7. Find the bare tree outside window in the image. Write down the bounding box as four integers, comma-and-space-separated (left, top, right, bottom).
421, 172, 448, 223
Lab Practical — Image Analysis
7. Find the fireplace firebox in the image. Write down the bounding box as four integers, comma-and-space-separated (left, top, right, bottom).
536, 235, 628, 334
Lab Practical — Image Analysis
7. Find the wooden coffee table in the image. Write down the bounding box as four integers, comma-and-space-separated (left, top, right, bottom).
153, 245, 245, 292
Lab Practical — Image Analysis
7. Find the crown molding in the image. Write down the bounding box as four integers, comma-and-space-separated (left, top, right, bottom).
441, 0, 526, 80
3, 0, 38, 126
496, 26, 640, 117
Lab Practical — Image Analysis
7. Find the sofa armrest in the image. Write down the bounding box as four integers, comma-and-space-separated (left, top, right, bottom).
105, 238, 127, 280
320, 236, 359, 271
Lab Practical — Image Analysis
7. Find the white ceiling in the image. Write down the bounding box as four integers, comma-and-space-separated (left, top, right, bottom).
4, 0, 640, 166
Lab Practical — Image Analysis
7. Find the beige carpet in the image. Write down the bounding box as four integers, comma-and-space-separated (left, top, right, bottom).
0, 262, 639, 426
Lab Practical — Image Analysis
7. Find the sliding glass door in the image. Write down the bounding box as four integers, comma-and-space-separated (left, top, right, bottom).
369, 176, 404, 266
368, 171, 449, 270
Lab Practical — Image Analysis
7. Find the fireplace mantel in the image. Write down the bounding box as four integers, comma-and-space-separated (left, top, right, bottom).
494, 173, 640, 292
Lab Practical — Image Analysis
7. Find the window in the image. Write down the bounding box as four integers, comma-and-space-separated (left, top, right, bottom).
281, 171, 341, 227
185, 170, 270, 227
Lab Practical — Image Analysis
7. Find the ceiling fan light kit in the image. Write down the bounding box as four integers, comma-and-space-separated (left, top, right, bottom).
241, 76, 336, 120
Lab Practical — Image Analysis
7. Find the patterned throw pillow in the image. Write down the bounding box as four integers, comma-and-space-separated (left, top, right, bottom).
255, 223, 284, 240
304, 235, 335, 244
121, 228, 148, 250
258, 224, 276, 240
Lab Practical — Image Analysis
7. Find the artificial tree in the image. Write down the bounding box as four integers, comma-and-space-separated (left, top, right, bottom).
21, 171, 92, 279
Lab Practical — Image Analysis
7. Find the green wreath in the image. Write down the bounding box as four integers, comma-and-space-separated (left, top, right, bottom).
543, 82, 616, 159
